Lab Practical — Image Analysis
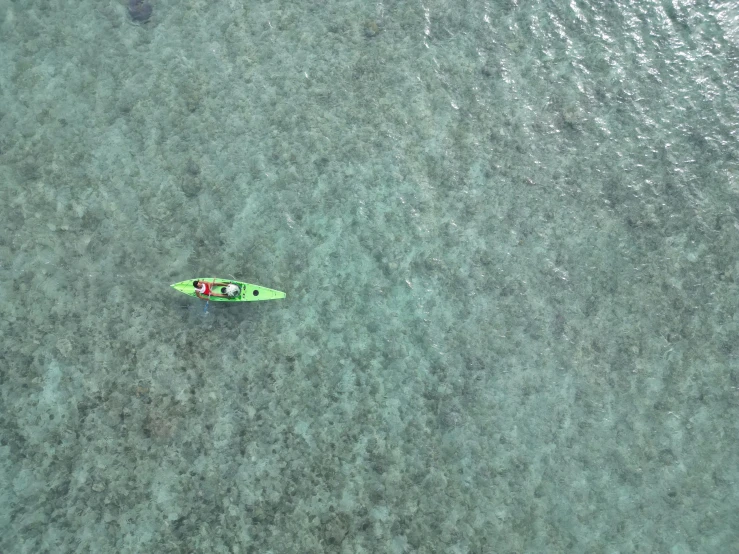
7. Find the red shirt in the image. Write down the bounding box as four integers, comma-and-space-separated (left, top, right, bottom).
196, 282, 211, 296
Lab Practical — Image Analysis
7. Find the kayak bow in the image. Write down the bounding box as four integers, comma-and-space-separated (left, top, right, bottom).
171, 278, 286, 302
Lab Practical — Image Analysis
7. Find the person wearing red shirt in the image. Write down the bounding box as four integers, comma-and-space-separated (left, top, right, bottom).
193, 280, 240, 299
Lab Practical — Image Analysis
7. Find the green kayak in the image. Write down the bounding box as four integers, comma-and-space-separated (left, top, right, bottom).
171, 278, 286, 302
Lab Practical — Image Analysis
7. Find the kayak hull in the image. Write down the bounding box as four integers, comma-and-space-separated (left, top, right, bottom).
171, 278, 286, 302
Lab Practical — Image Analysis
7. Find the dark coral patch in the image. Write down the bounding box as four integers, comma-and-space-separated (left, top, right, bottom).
128, 0, 152, 22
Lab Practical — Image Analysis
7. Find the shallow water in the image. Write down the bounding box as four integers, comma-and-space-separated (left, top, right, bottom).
1, 0, 738, 552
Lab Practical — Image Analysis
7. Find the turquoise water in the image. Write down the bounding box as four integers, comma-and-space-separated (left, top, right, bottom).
1, 0, 738, 551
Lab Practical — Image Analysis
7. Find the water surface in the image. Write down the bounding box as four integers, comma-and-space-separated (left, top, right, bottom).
1, 0, 738, 551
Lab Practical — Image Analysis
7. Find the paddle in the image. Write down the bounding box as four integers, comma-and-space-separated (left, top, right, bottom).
203, 278, 216, 314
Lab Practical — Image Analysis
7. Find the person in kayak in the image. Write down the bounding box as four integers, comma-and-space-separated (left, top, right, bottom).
193, 280, 241, 299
